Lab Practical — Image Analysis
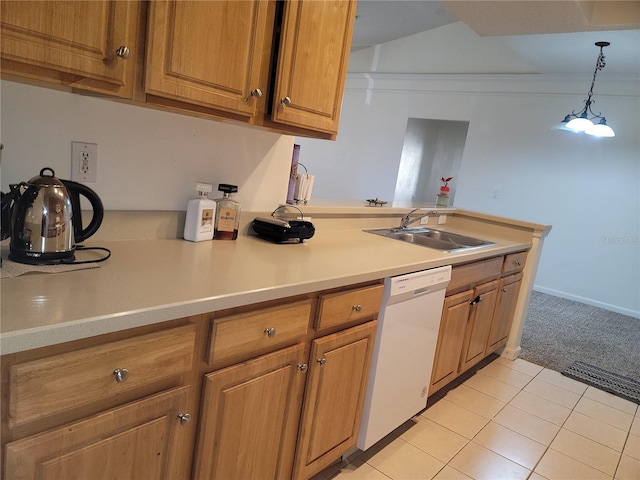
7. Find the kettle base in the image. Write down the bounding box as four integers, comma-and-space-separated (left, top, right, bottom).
9, 250, 76, 266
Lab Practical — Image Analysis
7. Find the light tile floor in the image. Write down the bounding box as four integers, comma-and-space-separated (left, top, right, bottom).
319, 357, 640, 480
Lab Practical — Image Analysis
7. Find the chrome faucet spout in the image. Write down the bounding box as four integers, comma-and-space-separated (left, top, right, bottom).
398, 208, 439, 229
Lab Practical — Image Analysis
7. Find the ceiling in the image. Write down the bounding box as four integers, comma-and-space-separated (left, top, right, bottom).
351, 0, 640, 76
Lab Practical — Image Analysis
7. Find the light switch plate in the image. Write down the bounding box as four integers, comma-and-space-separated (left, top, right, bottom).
438, 214, 447, 224
71, 141, 98, 182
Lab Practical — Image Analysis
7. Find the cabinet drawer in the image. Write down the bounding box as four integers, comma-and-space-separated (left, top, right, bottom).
447, 256, 502, 295
503, 251, 527, 275
208, 300, 311, 364
316, 285, 383, 331
8, 324, 196, 427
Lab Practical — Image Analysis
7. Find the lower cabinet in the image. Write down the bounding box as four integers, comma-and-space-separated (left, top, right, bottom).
5, 386, 191, 480
429, 253, 527, 396
430, 290, 473, 394
293, 320, 378, 479
194, 344, 307, 480
459, 280, 499, 373
487, 273, 523, 352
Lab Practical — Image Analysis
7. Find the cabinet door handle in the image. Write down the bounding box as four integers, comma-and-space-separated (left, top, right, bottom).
298, 363, 308, 372
317, 358, 326, 366
177, 413, 191, 425
250, 88, 263, 98
113, 368, 130, 383
352, 304, 362, 312
280, 96, 292, 107
264, 327, 277, 338
502, 288, 508, 293
115, 45, 131, 60
470, 295, 482, 306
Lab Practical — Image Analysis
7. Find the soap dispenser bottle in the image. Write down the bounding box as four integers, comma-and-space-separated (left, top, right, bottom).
213, 184, 241, 240
184, 183, 216, 242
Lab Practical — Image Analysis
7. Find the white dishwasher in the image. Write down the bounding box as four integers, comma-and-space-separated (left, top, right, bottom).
357, 265, 451, 450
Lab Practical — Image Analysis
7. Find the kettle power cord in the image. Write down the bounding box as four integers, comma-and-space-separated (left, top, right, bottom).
67, 245, 111, 264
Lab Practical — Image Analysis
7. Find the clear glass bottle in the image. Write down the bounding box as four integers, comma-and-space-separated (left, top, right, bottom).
213, 184, 241, 240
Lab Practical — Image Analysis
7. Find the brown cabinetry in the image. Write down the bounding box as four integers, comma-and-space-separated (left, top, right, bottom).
1, 281, 382, 480
5, 386, 190, 480
145, 0, 273, 118
2, 321, 198, 480
194, 344, 307, 480
1, 0, 357, 138
0, 0, 141, 98
293, 320, 378, 479
487, 272, 524, 352
430, 252, 527, 396
272, 0, 357, 134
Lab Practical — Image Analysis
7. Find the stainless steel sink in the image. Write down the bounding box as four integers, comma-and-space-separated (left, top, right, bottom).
364, 227, 496, 252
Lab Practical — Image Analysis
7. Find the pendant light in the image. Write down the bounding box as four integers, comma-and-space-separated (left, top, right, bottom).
556, 41, 615, 138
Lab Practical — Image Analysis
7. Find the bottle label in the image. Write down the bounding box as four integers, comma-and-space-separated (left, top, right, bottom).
217, 208, 237, 232
200, 208, 214, 233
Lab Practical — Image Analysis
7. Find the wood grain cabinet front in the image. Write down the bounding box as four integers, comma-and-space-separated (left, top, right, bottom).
316, 284, 383, 332
430, 253, 527, 396
486, 272, 524, 353
0, 0, 141, 98
194, 344, 307, 480
208, 299, 311, 367
8, 324, 196, 427
4, 386, 191, 480
293, 320, 378, 479
271, 0, 357, 134
145, 0, 273, 118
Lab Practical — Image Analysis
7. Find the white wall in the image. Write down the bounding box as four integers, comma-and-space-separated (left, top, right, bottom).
296, 73, 640, 318
1, 81, 294, 212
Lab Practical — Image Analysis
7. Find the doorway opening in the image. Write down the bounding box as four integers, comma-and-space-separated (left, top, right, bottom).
394, 118, 469, 205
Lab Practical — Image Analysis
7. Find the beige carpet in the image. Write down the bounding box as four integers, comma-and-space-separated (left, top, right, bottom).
519, 291, 640, 382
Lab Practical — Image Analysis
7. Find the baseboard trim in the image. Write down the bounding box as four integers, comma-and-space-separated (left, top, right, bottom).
533, 286, 640, 319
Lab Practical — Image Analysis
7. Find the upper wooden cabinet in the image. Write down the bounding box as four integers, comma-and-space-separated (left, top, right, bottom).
272, 0, 356, 134
0, 0, 140, 98
1, 0, 357, 138
145, 0, 273, 118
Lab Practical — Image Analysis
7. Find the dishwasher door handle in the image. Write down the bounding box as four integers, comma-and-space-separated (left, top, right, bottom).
413, 287, 432, 296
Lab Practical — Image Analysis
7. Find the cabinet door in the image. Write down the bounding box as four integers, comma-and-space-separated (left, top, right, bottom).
145, 0, 271, 117
460, 280, 499, 373
0, 0, 139, 98
272, 0, 357, 134
194, 344, 307, 480
4, 386, 191, 480
486, 273, 523, 353
294, 320, 377, 479
429, 290, 473, 395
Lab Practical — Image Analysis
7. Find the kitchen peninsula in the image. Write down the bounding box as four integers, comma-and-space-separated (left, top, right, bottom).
0, 206, 550, 479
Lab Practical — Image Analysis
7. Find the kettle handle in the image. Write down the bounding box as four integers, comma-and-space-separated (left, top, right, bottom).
61, 179, 104, 243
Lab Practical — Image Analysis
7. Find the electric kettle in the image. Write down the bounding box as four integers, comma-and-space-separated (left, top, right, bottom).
1, 167, 104, 264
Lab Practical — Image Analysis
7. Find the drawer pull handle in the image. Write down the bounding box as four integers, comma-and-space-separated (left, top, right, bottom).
317, 358, 326, 366
352, 305, 362, 312
264, 327, 277, 338
177, 413, 191, 425
113, 368, 130, 383
298, 363, 308, 372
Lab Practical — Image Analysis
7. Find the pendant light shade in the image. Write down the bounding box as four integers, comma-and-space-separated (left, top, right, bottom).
585, 118, 615, 137
556, 42, 615, 138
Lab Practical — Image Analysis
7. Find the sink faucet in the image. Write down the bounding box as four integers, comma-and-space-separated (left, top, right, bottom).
398, 208, 439, 229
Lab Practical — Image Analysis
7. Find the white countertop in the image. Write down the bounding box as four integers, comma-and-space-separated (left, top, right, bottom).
1, 216, 535, 354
